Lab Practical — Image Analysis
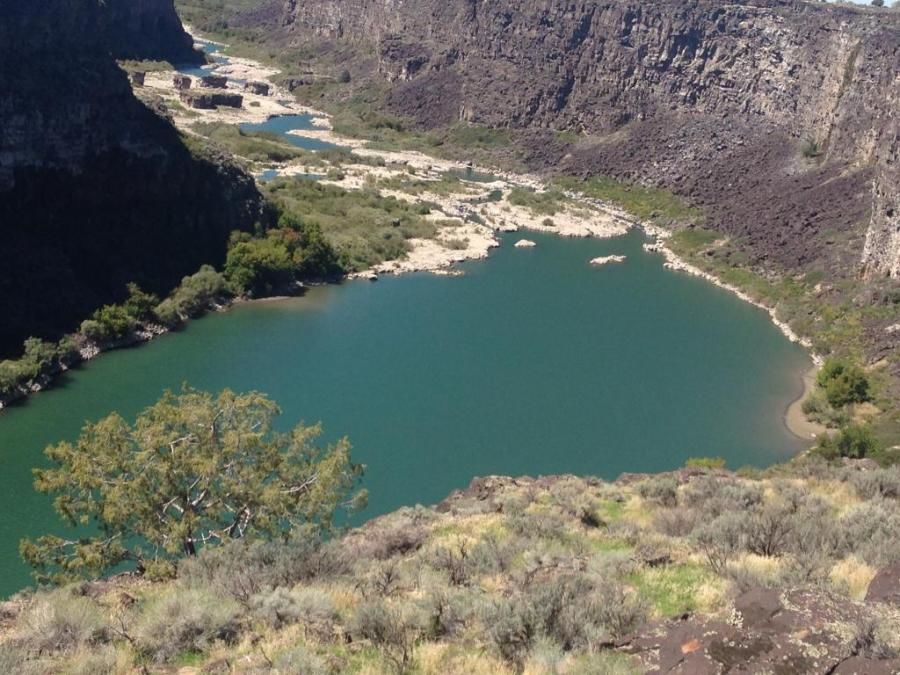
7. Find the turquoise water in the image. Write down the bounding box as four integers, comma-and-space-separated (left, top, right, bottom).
175, 39, 226, 78
0, 230, 810, 596
240, 114, 343, 152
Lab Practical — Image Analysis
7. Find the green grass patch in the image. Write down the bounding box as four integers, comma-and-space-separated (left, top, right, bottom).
554, 176, 703, 224
507, 187, 568, 216
628, 563, 714, 618
264, 179, 437, 271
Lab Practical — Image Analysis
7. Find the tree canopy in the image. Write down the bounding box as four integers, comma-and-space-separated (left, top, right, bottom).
21, 387, 366, 584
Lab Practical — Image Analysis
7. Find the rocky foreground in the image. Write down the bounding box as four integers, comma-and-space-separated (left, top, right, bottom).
2, 461, 900, 673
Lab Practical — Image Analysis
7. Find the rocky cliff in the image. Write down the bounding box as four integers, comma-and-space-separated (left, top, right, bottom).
0, 0, 264, 357
278, 0, 899, 279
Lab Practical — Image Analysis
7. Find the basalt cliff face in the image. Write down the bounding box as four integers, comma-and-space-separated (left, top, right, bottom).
280, 0, 899, 279
0, 1, 264, 357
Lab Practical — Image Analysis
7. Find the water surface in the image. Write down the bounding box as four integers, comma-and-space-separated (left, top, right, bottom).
0, 230, 810, 596
240, 114, 343, 152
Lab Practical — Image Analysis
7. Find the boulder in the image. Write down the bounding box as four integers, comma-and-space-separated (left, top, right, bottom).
173, 73, 191, 90
590, 255, 627, 266
244, 80, 270, 96
514, 239, 536, 248
128, 71, 145, 87
866, 562, 900, 606
200, 74, 227, 89
179, 90, 243, 110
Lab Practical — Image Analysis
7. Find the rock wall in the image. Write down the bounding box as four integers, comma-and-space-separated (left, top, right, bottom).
0, 0, 264, 357
280, 0, 900, 277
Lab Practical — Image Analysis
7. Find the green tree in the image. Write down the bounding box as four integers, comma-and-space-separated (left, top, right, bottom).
21, 387, 366, 584
814, 424, 881, 461
123, 283, 160, 322
816, 358, 871, 409
224, 235, 295, 296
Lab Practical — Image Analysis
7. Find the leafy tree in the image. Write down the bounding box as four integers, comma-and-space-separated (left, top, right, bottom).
224, 235, 295, 296
21, 387, 366, 584
81, 304, 136, 342
814, 424, 881, 461
816, 358, 871, 409
123, 283, 160, 322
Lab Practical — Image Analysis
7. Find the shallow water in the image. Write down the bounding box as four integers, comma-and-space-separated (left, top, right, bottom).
0, 230, 810, 596
240, 114, 343, 152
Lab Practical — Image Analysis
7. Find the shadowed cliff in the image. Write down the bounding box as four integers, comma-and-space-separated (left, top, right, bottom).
0, 0, 264, 357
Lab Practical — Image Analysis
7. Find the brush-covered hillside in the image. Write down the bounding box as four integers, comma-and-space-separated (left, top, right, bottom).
3, 463, 900, 674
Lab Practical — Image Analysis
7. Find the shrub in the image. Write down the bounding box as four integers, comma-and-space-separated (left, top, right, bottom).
637, 476, 678, 507
350, 599, 423, 671
274, 645, 331, 675
814, 425, 881, 461
849, 466, 900, 500
155, 265, 230, 324
123, 283, 159, 322
133, 588, 242, 662
17, 589, 108, 655
746, 505, 794, 557
693, 512, 747, 573
484, 597, 537, 666
816, 359, 871, 409
225, 235, 295, 296
179, 533, 349, 603
0, 645, 43, 675
250, 587, 337, 632
85, 304, 136, 342
653, 508, 700, 537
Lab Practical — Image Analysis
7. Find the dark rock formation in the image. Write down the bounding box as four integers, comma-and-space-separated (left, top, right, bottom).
627, 587, 900, 674
244, 80, 271, 96
866, 562, 900, 607
200, 74, 229, 89
0, 1, 264, 357
276, 0, 899, 279
180, 90, 244, 109
173, 74, 192, 90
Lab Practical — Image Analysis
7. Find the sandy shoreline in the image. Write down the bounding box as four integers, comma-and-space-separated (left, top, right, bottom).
784, 366, 828, 441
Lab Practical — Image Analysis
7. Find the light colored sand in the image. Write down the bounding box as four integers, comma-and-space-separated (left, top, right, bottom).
785, 366, 829, 440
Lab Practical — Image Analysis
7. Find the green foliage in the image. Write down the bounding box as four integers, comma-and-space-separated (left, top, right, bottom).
81, 305, 136, 342
814, 424, 881, 461
554, 176, 703, 224
800, 137, 823, 159
21, 387, 365, 585
123, 283, 159, 322
153, 265, 230, 326
0, 337, 79, 398
225, 234, 296, 296
263, 179, 437, 271
191, 122, 308, 163
817, 359, 871, 409
508, 187, 567, 216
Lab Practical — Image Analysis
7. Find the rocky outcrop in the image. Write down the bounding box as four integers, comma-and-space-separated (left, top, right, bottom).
278, 0, 899, 278
180, 90, 244, 109
0, 1, 264, 357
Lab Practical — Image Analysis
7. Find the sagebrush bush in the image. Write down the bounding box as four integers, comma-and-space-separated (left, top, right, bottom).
274, 645, 331, 675
17, 589, 108, 655
179, 533, 349, 602
637, 476, 678, 507
133, 588, 242, 662
838, 500, 900, 567
350, 599, 424, 671
850, 466, 900, 500
250, 586, 337, 631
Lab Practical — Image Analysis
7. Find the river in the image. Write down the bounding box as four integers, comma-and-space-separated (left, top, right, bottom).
0, 229, 810, 597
